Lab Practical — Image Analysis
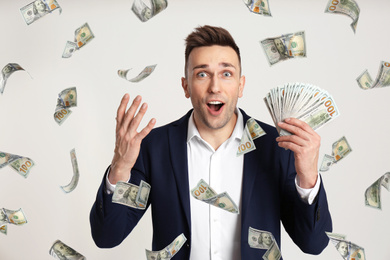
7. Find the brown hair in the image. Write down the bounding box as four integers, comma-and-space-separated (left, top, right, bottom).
184, 25, 241, 76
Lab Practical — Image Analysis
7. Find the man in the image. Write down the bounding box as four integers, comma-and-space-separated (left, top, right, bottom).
90, 25, 332, 259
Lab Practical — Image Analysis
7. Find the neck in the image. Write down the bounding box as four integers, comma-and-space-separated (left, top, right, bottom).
193, 112, 238, 150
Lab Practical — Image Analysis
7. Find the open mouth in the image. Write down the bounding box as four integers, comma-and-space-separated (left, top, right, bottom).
207, 101, 224, 112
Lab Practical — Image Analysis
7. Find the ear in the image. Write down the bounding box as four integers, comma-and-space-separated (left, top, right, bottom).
238, 75, 245, 98
181, 77, 190, 98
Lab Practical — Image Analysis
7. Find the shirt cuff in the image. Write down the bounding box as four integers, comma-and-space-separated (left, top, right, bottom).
295, 173, 321, 205
105, 167, 130, 194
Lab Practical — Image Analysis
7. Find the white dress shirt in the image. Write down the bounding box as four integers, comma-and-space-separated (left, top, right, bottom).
105, 109, 321, 260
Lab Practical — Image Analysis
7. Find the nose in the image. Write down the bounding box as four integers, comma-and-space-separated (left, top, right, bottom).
208, 73, 221, 94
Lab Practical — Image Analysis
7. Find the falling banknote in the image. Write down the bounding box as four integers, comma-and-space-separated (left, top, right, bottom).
145, 233, 187, 260
237, 118, 266, 156
356, 61, 390, 90
0, 208, 28, 234
320, 136, 352, 172
0, 151, 35, 178
248, 227, 281, 260
60, 149, 80, 193
242, 0, 272, 16
118, 64, 157, 83
191, 179, 239, 214
324, 0, 360, 33
54, 87, 77, 125
112, 180, 151, 209
260, 31, 306, 66
49, 240, 86, 260
0, 63, 30, 94
365, 172, 390, 210
264, 83, 340, 136
132, 0, 168, 22
62, 23, 94, 58
20, 0, 62, 25
326, 232, 366, 260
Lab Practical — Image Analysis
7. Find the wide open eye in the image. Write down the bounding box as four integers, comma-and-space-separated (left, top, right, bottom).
223, 71, 232, 77
197, 72, 207, 78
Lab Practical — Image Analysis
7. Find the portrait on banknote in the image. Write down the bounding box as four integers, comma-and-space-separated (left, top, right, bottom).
119, 185, 139, 207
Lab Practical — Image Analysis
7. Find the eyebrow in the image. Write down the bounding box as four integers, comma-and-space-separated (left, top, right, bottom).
192, 62, 236, 71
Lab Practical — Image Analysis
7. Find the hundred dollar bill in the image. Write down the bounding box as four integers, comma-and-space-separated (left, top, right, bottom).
135, 180, 151, 208
332, 136, 352, 162
357, 61, 390, 90
326, 232, 365, 260
0, 151, 35, 178
260, 31, 306, 66
319, 154, 335, 172
54, 87, 77, 125
74, 23, 94, 49
0, 63, 26, 94
365, 172, 390, 210
325, 0, 360, 33
248, 227, 275, 249
132, 0, 168, 22
60, 149, 80, 193
191, 179, 218, 200
191, 179, 239, 213
62, 23, 94, 58
49, 240, 86, 260
145, 233, 187, 260
247, 118, 266, 140
262, 241, 282, 260
3, 208, 27, 225
320, 136, 351, 172
237, 123, 256, 156
20, 0, 62, 25
62, 41, 78, 58
243, 0, 271, 16
113, 181, 151, 209
237, 118, 266, 156
118, 64, 157, 83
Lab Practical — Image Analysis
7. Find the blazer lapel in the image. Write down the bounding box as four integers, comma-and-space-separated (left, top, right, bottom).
167, 110, 192, 230
240, 110, 260, 220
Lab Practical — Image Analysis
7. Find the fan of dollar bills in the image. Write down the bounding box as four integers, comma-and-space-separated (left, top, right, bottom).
264, 83, 340, 136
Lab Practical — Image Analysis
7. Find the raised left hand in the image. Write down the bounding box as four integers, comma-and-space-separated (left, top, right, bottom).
276, 118, 320, 189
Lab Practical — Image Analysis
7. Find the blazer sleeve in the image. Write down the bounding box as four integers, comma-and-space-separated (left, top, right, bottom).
280, 150, 333, 255
89, 153, 149, 248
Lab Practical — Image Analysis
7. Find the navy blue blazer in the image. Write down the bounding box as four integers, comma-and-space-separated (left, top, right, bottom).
90, 109, 332, 259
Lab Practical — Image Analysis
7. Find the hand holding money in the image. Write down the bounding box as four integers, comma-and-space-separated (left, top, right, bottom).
109, 94, 156, 184
276, 118, 320, 188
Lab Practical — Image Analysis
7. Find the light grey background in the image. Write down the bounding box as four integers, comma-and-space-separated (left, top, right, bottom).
0, 0, 389, 259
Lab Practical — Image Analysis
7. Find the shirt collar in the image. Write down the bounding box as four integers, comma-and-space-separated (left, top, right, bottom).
187, 108, 244, 144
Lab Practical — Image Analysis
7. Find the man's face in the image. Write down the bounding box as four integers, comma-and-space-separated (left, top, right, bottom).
160, 250, 169, 258
182, 45, 245, 132
34, 0, 46, 12
274, 39, 285, 54
337, 242, 348, 257
129, 187, 138, 201
261, 233, 272, 246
